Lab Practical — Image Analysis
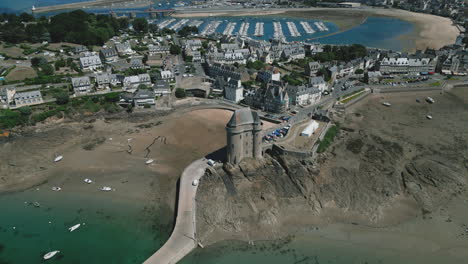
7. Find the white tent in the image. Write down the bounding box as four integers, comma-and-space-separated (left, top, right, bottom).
300, 120, 319, 137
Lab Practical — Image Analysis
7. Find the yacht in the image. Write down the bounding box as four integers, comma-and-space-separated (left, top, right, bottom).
51, 187, 62, 191
54, 155, 63, 162
100, 186, 112, 191
68, 224, 81, 232
84, 178, 93, 184
145, 159, 154, 165
43, 250, 60, 260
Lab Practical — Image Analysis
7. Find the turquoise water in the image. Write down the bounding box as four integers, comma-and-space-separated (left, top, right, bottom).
0, 189, 171, 263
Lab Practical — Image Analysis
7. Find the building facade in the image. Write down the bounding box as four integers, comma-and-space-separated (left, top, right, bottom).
226, 108, 263, 165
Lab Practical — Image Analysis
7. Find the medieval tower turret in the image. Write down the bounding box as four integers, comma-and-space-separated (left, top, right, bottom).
226, 108, 263, 165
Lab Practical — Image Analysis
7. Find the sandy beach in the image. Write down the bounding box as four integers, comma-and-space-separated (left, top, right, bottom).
175, 7, 459, 51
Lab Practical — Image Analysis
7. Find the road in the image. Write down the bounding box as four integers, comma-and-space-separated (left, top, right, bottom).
143, 159, 209, 264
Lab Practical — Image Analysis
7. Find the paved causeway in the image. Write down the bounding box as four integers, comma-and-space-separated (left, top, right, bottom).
143, 159, 208, 264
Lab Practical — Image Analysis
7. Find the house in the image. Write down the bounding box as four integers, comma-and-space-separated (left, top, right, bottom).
115, 42, 134, 56
79, 55, 102, 71
100, 47, 118, 62
213, 52, 246, 65
257, 68, 281, 83
153, 80, 171, 96
133, 89, 155, 108
224, 78, 244, 103
13, 90, 43, 108
281, 46, 305, 61
306, 62, 321, 76
95, 73, 123, 89
186, 49, 203, 63
244, 81, 289, 113
74, 45, 88, 54
206, 63, 251, 82
185, 39, 202, 50
367, 71, 382, 84
146, 54, 166, 67
71, 76, 92, 94
149, 45, 171, 55
378, 57, 438, 74
309, 76, 327, 92
220, 43, 240, 50
160, 70, 174, 80
130, 58, 144, 69
286, 84, 321, 106
123, 73, 151, 90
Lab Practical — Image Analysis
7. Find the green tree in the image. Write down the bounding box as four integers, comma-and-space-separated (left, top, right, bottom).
41, 63, 55, 76
175, 88, 186, 98
170, 44, 181, 55
55, 92, 70, 105
132, 17, 148, 32
31, 57, 47, 67
355, 69, 364, 74
18, 106, 32, 116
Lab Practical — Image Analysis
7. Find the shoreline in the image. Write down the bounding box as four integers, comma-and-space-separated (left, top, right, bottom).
174, 7, 458, 51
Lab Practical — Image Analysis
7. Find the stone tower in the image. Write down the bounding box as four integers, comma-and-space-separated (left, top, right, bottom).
226, 108, 263, 165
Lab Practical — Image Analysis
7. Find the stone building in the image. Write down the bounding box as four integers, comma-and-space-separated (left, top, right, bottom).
226, 108, 263, 165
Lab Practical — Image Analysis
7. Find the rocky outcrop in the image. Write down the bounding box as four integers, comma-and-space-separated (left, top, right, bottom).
196, 131, 468, 244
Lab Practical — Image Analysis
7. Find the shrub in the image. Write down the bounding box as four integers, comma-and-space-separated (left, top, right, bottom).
175, 88, 186, 98
317, 125, 339, 153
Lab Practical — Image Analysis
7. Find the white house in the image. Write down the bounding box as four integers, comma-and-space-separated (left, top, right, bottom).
72, 76, 92, 94
79, 55, 102, 71
224, 78, 244, 103
160, 70, 174, 80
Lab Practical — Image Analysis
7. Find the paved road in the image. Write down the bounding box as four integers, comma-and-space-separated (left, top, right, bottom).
143, 159, 209, 264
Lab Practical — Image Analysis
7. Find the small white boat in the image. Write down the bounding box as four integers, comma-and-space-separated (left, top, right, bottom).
426, 115, 433, 120
84, 178, 93, 184
43, 250, 60, 260
100, 186, 112, 191
382, 102, 391, 107
54, 155, 63, 162
33, 202, 41, 207
51, 187, 62, 191
68, 223, 81, 232
145, 159, 154, 165
426, 97, 435, 104
192, 179, 199, 186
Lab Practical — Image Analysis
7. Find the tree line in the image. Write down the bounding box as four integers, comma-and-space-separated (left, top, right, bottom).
0, 11, 129, 45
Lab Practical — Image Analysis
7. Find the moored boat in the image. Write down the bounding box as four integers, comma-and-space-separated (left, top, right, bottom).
43, 250, 60, 260
68, 223, 81, 232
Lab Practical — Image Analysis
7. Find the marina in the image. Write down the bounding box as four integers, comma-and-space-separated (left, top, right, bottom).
286, 21, 301, 37
300, 21, 315, 34
239, 22, 250, 37
169, 18, 189, 31
222, 22, 237, 36
188, 20, 203, 28
273, 21, 284, 40
254, 22, 264, 37
314, 21, 329, 32
200, 20, 222, 36
158, 19, 176, 29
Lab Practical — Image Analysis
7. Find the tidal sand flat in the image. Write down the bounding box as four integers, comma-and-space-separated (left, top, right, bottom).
0, 105, 234, 263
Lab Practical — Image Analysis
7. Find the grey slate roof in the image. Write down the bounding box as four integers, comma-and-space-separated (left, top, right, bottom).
227, 108, 260, 127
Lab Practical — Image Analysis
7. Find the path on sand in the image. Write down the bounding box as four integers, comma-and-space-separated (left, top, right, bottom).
143, 159, 208, 264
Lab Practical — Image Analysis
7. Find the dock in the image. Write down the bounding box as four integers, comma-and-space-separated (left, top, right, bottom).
286, 21, 301, 37
239, 22, 250, 36
200, 20, 221, 36
273, 21, 284, 40
143, 159, 208, 264
300, 21, 315, 34
254, 22, 264, 37
169, 19, 189, 31
158, 19, 176, 29
314, 21, 329, 31
188, 20, 203, 28
222, 22, 237, 36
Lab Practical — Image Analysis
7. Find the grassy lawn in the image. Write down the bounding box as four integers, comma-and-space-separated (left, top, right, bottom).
429, 81, 441, 86
339, 90, 366, 104
6, 66, 37, 82
317, 125, 339, 153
